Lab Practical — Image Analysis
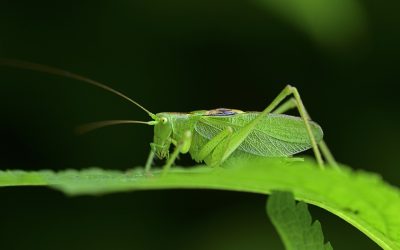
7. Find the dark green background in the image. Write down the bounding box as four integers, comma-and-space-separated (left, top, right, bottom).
1, 1, 399, 249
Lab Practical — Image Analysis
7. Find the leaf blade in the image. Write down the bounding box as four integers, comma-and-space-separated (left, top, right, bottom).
1, 158, 399, 250
267, 191, 333, 250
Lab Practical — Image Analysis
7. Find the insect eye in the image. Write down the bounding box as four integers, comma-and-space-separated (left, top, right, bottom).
161, 117, 168, 124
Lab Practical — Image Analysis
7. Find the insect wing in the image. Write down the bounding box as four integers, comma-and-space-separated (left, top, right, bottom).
194, 113, 323, 157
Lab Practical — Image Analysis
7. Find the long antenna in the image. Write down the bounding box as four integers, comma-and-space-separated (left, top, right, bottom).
77, 120, 158, 134
0, 58, 155, 118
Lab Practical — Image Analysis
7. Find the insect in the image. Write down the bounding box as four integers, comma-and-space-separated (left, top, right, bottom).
0, 59, 338, 173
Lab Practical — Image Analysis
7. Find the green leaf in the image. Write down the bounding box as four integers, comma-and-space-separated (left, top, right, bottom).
267, 191, 333, 250
1, 158, 399, 250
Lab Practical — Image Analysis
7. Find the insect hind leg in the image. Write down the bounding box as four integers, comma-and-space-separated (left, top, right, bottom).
214, 85, 328, 168
272, 97, 297, 114
195, 127, 233, 164
271, 85, 324, 167
271, 93, 338, 169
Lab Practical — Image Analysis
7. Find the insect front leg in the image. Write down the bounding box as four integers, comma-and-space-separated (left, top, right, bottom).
145, 142, 169, 172
162, 130, 192, 175
144, 149, 156, 172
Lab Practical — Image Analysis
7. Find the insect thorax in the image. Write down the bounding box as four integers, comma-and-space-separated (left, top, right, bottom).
189, 108, 244, 116
153, 109, 244, 159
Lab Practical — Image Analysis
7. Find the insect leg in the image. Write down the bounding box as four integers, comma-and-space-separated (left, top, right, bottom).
212, 85, 325, 168
272, 97, 297, 114
144, 149, 156, 172
318, 141, 338, 169
276, 85, 325, 167
209, 86, 296, 165
195, 127, 233, 163
271, 96, 338, 168
162, 130, 192, 175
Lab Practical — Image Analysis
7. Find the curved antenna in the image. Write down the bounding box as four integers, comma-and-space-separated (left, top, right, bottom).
76, 120, 158, 134
0, 58, 156, 118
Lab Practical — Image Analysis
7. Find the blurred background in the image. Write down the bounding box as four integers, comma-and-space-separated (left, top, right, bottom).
0, 0, 399, 249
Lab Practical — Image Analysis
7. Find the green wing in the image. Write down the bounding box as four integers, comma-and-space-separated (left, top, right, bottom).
194, 113, 323, 157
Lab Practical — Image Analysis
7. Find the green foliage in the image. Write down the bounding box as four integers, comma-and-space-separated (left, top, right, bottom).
1, 158, 400, 249
267, 191, 332, 250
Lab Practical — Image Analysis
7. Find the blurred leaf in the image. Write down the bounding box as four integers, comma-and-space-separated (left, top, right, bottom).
267, 191, 333, 250
256, 0, 367, 48
1, 158, 399, 249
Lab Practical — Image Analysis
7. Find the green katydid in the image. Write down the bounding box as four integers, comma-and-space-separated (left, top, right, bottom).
0, 59, 338, 173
